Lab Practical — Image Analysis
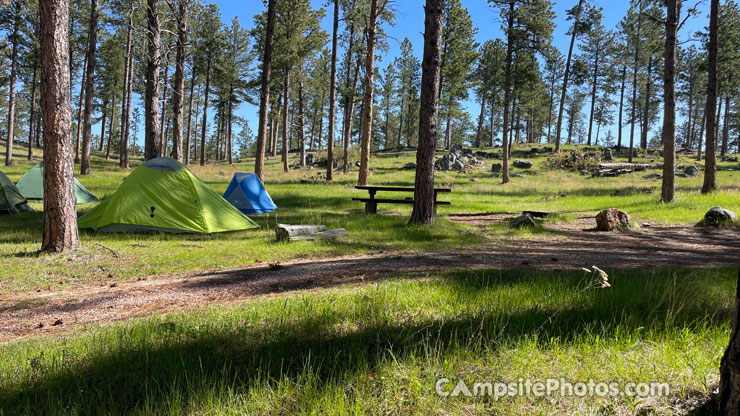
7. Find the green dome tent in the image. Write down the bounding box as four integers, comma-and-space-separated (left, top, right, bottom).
78, 157, 259, 233
0, 171, 29, 214
16, 163, 98, 203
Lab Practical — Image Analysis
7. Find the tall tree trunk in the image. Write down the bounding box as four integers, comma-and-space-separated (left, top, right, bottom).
396, 94, 405, 149
40, 0, 80, 253
315, 93, 325, 151
501, 0, 515, 184
106, 94, 116, 160
272, 94, 281, 157
358, 0, 380, 186
185, 76, 196, 165
192, 83, 202, 161
554, 0, 584, 153
199, 55, 211, 166
119, 9, 134, 168
661, 0, 678, 203
98, 100, 107, 153
254, 0, 276, 176
697, 104, 706, 161
547, 77, 555, 144
702, 0, 719, 194
475, 96, 486, 148
641, 55, 652, 150
170, 0, 187, 162
74, 54, 87, 164
80, 0, 99, 175
326, 0, 339, 180
343, 60, 361, 174
298, 81, 307, 167
145, 0, 161, 160
410, 0, 443, 225
617, 65, 626, 148
282, 69, 290, 172
159, 63, 170, 157
28, 68, 38, 161
587, 47, 600, 146
719, 268, 740, 415
443, 97, 452, 150
227, 97, 233, 164
721, 83, 730, 157
35, 111, 42, 149
629, 2, 643, 162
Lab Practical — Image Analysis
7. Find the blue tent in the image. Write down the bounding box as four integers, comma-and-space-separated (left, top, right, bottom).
223, 173, 277, 214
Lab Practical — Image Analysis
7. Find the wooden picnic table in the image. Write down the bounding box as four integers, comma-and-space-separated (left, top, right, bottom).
353, 185, 451, 214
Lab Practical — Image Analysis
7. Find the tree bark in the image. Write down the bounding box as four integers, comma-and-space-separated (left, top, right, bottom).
185, 76, 196, 165
200, 54, 211, 166
660, 0, 678, 203
326, 0, 339, 180
343, 59, 361, 174
159, 62, 170, 157
697, 104, 706, 161
641, 55, 652, 150
282, 68, 290, 172
80, 0, 98, 175
5, 1, 21, 166
357, 0, 380, 186
629, 2, 643, 162
171, 0, 188, 162
410, 0, 443, 225
298, 81, 306, 167
555, 0, 584, 153
40, 0, 80, 253
719, 268, 740, 416
721, 83, 730, 157
702, 0, 718, 194
28, 68, 38, 161
145, 0, 161, 160
254, 0, 276, 179
500, 0, 515, 184
106, 94, 116, 159
98, 100, 107, 153
119, 8, 134, 168
587, 46, 600, 146
475, 96, 486, 148
617, 65, 626, 148
74, 54, 87, 164
227, 97, 233, 164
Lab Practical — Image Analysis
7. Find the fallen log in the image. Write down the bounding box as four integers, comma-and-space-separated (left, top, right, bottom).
597, 163, 662, 171
287, 228, 348, 241
276, 224, 327, 242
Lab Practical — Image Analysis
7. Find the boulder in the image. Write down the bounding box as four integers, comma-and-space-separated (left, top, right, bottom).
603, 148, 613, 161
305, 154, 315, 165
643, 172, 662, 180
402, 162, 417, 170
700, 207, 738, 227
683, 165, 699, 177
491, 163, 502, 173
452, 160, 465, 171
723, 156, 739, 162
510, 213, 539, 229
513, 160, 533, 169
512, 173, 526, 178
595, 208, 631, 231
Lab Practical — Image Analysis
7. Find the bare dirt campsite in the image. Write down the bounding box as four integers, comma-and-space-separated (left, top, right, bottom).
1, 0, 740, 415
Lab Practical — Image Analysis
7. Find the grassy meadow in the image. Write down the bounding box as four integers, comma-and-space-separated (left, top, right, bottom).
1, 143, 738, 294
0, 142, 739, 415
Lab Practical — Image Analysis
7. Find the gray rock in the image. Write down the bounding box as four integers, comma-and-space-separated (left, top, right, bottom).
512, 173, 526, 178
580, 170, 591, 176
491, 163, 502, 173
510, 213, 539, 229
513, 160, 533, 169
402, 162, 417, 170
723, 156, 739, 162
683, 165, 699, 177
452, 160, 465, 171
643, 172, 662, 180
305, 154, 315, 165
595, 208, 631, 231
700, 206, 738, 227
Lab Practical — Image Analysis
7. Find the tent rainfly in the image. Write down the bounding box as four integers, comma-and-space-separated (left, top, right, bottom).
15, 163, 99, 203
0, 171, 29, 214
78, 157, 259, 233
223, 173, 277, 214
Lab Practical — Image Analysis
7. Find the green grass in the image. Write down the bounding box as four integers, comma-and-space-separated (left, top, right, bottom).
1, 143, 739, 294
0, 267, 734, 415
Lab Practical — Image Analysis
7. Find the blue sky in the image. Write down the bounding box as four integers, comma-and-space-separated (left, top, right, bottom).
129, 0, 712, 150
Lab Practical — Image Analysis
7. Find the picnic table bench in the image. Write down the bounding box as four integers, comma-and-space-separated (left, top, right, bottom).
353, 185, 451, 214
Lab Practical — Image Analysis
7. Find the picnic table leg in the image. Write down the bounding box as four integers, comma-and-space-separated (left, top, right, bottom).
366, 190, 377, 214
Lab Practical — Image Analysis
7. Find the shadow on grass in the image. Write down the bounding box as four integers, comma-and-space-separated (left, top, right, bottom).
0, 268, 734, 414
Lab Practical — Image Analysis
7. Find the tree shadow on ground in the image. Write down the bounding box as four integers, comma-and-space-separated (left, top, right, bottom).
0, 268, 733, 414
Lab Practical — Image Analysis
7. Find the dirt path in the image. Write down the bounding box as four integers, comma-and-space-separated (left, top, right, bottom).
1, 218, 738, 342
